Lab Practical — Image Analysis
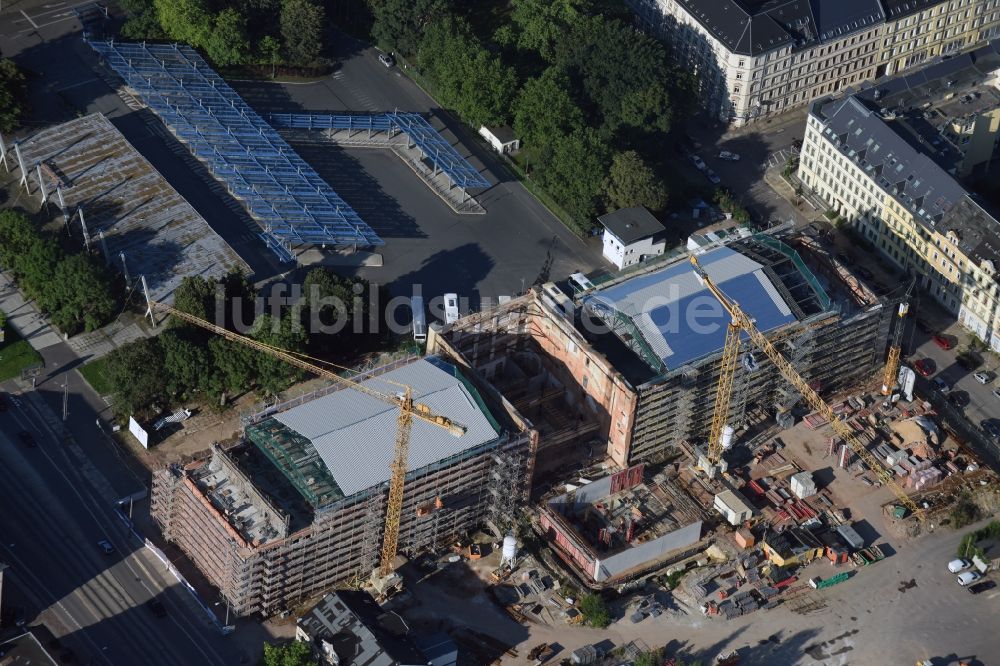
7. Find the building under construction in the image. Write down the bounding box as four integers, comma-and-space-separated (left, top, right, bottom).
430, 230, 900, 474
150, 356, 535, 617
538, 464, 709, 585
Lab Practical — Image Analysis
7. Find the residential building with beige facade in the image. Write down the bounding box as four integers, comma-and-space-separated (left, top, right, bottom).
628, 0, 1000, 125
798, 43, 1000, 349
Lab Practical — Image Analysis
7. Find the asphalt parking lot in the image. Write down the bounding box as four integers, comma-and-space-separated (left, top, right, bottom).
229, 29, 604, 305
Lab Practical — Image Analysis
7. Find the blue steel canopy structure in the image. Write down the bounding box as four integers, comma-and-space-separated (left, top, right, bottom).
269, 112, 491, 189
88, 41, 383, 261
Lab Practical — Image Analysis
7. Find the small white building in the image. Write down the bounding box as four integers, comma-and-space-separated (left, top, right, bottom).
714, 489, 753, 526
479, 125, 520, 154
599, 207, 666, 270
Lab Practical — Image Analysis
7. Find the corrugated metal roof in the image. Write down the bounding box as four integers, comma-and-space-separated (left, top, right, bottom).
586, 246, 795, 369
273, 358, 499, 497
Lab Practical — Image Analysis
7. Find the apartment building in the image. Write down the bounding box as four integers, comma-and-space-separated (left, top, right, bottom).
798, 47, 1000, 349
628, 0, 1000, 125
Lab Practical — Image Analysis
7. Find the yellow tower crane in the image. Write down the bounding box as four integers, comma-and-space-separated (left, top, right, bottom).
688, 256, 924, 522
881, 302, 911, 396
150, 301, 467, 581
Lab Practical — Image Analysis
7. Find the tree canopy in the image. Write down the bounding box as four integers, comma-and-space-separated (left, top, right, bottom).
0, 210, 116, 335
262, 641, 318, 666
0, 58, 28, 133
369, 0, 454, 55
123, 0, 323, 67
605, 150, 668, 212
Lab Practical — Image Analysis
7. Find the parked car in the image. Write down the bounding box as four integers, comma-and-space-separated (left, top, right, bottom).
705, 168, 721, 185
836, 252, 854, 265
974, 372, 993, 384
932, 334, 953, 350
932, 376, 951, 392
913, 358, 935, 377
97, 539, 115, 555
948, 558, 971, 573
718, 150, 741, 161
17, 430, 36, 447
993, 388, 1000, 400
957, 571, 982, 586
688, 154, 706, 170
968, 580, 996, 595
378, 53, 395, 68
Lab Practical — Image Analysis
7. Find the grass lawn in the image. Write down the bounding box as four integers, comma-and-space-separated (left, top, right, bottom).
79, 356, 113, 396
0, 324, 44, 382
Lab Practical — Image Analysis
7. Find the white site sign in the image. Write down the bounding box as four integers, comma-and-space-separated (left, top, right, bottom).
128, 415, 150, 449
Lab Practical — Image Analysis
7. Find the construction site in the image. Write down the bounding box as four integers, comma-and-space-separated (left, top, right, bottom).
431, 230, 899, 474
150, 355, 535, 616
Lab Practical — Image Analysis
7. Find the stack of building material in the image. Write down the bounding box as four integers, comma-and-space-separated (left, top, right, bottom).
910, 442, 935, 460
885, 449, 908, 467
944, 461, 960, 475
804, 413, 829, 429
905, 467, 942, 491
790, 472, 816, 499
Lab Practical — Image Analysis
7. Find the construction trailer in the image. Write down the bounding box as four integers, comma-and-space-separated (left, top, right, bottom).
150, 356, 536, 617
430, 232, 899, 470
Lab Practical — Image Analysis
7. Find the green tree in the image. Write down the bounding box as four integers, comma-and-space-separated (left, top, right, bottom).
262, 640, 318, 666
951, 494, 980, 528
618, 82, 673, 134
119, 0, 166, 39
153, 0, 212, 45
280, 0, 325, 66
418, 18, 517, 126
513, 67, 582, 152
105, 338, 165, 416
510, 0, 592, 62
172, 276, 219, 325
368, 0, 452, 55
605, 150, 667, 211
205, 8, 251, 67
579, 593, 610, 628
553, 16, 672, 131
0, 58, 28, 133
47, 254, 117, 334
456, 50, 517, 126
535, 128, 610, 229
261, 35, 282, 77
251, 313, 307, 396
209, 336, 257, 398
159, 329, 212, 398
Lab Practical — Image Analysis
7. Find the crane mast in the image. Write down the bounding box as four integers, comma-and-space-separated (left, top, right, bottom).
688, 256, 924, 522
149, 301, 466, 579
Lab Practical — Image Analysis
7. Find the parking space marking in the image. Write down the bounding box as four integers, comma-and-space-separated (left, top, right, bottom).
20, 9, 40, 29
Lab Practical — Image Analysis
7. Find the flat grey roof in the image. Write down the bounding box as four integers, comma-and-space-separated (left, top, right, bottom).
599, 207, 665, 245
273, 358, 499, 497
13, 113, 249, 302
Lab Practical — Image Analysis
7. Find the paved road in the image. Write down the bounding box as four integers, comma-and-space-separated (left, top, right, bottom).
686, 109, 811, 228
0, 399, 247, 665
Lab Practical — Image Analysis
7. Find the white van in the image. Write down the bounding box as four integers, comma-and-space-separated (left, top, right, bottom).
411, 296, 427, 342
443, 293, 460, 324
